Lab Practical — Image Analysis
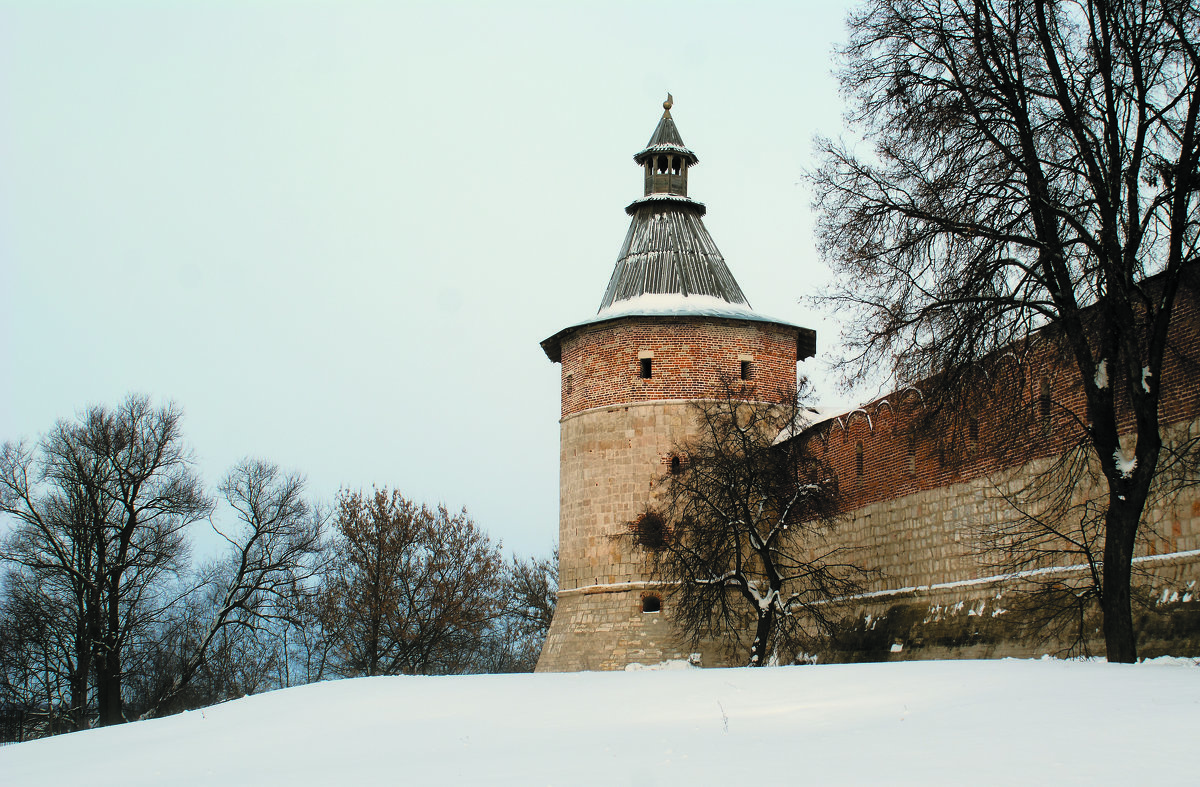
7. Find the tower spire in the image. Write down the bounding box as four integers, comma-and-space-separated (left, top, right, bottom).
597, 98, 748, 311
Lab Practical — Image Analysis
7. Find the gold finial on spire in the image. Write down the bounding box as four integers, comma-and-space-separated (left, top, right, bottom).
663, 93, 674, 118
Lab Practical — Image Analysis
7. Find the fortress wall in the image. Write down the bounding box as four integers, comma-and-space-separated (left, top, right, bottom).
791, 277, 1200, 658
823, 457, 1200, 595
808, 426, 1200, 661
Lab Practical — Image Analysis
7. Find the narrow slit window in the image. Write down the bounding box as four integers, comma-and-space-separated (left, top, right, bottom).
640, 358, 653, 379
741, 360, 751, 380
856, 441, 864, 477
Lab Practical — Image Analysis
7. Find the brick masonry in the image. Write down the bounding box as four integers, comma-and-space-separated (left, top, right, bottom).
557, 316, 800, 418
805, 272, 1200, 514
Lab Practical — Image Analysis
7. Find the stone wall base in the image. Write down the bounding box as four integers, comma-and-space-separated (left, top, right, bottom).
813, 552, 1200, 662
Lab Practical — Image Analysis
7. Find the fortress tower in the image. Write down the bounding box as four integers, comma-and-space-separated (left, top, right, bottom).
535, 98, 816, 671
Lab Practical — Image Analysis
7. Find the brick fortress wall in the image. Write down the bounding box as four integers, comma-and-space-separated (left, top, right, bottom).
797, 277, 1200, 660
536, 316, 800, 671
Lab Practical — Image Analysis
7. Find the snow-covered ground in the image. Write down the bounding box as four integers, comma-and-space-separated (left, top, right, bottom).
2, 658, 1197, 786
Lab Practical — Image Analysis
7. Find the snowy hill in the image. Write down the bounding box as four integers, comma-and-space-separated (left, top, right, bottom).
2, 658, 1197, 786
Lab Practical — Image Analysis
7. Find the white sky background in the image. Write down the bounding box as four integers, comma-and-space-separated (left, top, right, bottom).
0, 0, 857, 558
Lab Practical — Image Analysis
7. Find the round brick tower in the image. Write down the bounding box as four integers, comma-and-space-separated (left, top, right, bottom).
535, 98, 815, 671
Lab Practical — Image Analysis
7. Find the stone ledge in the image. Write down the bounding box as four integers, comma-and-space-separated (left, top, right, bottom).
559, 397, 783, 425
559, 581, 673, 597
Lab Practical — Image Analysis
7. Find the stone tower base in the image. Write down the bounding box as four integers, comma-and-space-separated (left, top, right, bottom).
536, 583, 736, 672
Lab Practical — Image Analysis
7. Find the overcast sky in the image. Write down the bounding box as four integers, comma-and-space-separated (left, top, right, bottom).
0, 0, 859, 558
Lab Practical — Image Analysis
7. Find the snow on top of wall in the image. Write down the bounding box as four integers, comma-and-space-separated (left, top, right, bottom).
773, 406, 855, 444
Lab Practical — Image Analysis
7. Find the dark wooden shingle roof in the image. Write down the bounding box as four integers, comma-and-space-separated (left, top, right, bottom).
633, 113, 698, 166
597, 200, 748, 309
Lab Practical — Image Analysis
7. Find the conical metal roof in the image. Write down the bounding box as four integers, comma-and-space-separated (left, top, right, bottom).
597, 200, 748, 309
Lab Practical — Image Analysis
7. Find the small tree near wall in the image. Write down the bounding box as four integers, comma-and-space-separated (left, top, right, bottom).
650, 381, 865, 666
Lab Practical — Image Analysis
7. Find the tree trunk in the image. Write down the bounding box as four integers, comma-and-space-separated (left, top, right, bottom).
96, 592, 124, 726
69, 620, 90, 731
749, 610, 773, 667
95, 637, 123, 726
68, 664, 88, 731
1101, 504, 1139, 663
95, 674, 121, 723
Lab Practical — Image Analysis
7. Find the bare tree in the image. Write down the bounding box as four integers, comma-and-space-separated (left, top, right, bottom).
0, 567, 73, 739
322, 489, 504, 676
650, 382, 864, 667
478, 549, 558, 673
504, 550, 557, 644
814, 0, 1200, 661
277, 576, 339, 687
0, 395, 211, 726
138, 459, 324, 719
